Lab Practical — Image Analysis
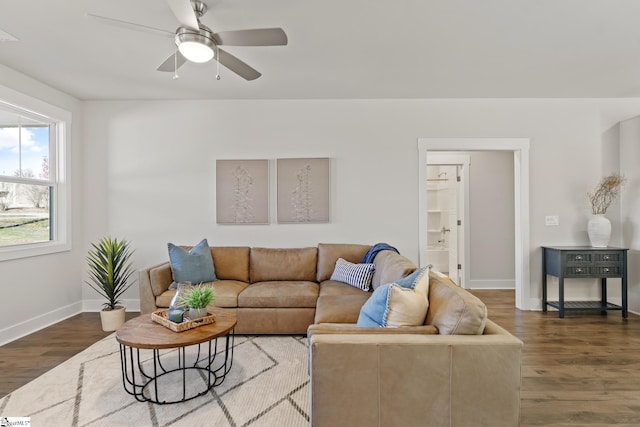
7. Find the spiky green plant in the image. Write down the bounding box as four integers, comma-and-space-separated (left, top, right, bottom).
178, 284, 215, 309
86, 237, 135, 310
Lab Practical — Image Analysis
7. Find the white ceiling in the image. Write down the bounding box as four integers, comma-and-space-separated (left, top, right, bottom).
2, 0, 640, 101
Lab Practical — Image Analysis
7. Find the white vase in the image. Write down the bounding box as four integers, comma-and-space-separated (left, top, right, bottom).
588, 214, 612, 247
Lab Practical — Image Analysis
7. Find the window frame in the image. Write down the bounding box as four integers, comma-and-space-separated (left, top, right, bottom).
0, 85, 71, 261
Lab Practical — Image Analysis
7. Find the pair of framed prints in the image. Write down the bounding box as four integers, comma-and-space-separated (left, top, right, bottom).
216, 158, 329, 224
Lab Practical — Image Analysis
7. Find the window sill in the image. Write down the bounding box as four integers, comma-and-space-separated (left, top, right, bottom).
0, 240, 71, 262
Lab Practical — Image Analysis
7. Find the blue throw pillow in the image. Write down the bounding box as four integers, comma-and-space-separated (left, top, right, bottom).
168, 238, 217, 285
357, 267, 430, 328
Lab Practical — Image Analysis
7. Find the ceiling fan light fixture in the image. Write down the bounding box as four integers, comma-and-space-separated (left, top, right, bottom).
176, 29, 215, 63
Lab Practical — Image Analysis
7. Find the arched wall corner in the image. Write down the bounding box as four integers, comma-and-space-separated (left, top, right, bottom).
417, 138, 531, 311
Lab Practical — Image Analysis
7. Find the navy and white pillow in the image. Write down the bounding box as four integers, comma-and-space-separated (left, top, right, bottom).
330, 258, 375, 291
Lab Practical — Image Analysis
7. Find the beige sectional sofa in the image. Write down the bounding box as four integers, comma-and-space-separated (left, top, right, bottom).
138, 242, 523, 426
139, 243, 416, 333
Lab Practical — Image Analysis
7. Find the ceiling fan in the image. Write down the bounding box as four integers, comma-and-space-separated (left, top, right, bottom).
88, 0, 288, 81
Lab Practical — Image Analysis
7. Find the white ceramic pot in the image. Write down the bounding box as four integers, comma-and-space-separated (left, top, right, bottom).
188, 307, 208, 320
100, 306, 126, 332
588, 214, 612, 247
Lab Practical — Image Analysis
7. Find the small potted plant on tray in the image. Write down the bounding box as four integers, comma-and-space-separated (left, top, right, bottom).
179, 284, 215, 320
86, 237, 136, 331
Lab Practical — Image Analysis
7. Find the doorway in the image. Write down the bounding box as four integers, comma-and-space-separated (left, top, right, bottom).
418, 138, 531, 310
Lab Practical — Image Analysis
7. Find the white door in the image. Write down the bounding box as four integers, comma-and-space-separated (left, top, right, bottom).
445, 168, 459, 284
425, 154, 469, 288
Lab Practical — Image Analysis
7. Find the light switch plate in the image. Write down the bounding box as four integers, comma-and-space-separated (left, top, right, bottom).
545, 215, 559, 226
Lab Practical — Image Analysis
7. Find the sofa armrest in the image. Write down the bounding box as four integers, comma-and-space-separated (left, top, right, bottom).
138, 261, 171, 315
309, 319, 522, 427
308, 323, 438, 338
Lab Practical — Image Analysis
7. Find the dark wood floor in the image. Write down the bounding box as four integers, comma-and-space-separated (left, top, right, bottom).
1, 292, 639, 426
0, 311, 138, 398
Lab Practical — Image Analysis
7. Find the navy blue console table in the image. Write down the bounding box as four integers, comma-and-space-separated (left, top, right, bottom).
542, 246, 628, 318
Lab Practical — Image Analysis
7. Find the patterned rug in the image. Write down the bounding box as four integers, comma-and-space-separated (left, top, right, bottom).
0, 334, 310, 426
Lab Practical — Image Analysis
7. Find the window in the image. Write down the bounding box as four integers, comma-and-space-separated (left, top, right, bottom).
0, 88, 70, 261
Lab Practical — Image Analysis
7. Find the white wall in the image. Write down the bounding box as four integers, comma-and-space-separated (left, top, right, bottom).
468, 151, 515, 289
83, 98, 640, 312
620, 116, 640, 315
0, 65, 84, 345
5, 75, 640, 343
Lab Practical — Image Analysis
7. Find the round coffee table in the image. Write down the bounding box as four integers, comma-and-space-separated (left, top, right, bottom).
116, 308, 236, 404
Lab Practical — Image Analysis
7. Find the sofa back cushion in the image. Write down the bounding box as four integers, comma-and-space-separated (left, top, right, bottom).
210, 247, 251, 282
426, 270, 487, 334
150, 263, 173, 296
250, 247, 318, 282
371, 250, 417, 289
317, 243, 371, 282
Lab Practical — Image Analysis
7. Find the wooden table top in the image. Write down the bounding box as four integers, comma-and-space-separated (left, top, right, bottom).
115, 308, 237, 349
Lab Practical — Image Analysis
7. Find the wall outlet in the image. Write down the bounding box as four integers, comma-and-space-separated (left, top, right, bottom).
545, 215, 559, 226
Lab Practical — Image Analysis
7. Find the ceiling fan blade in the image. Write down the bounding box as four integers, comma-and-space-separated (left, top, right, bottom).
217, 48, 261, 80
213, 28, 288, 46
87, 13, 174, 38
166, 0, 200, 30
157, 51, 188, 72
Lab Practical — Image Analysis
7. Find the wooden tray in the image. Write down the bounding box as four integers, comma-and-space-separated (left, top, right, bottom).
151, 309, 217, 333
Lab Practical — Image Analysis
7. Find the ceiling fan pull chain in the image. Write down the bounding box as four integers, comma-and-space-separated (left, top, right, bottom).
173, 50, 179, 80
216, 45, 221, 80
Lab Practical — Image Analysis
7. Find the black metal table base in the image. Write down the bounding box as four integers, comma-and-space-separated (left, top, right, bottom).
119, 331, 234, 404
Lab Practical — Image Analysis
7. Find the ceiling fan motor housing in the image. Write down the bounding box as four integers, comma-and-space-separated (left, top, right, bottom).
175, 26, 217, 62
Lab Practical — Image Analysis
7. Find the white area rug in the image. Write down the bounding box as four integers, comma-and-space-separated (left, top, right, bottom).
0, 335, 310, 426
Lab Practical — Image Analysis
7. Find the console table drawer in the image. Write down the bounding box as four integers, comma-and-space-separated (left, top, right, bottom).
594, 266, 621, 276
596, 253, 621, 262
565, 266, 591, 276
567, 253, 592, 263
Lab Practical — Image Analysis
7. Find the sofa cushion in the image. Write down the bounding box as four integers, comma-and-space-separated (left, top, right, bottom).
168, 238, 217, 285
357, 268, 430, 327
250, 247, 318, 282
207, 280, 249, 307
238, 281, 319, 308
156, 280, 247, 308
315, 294, 371, 323
319, 280, 372, 297
317, 243, 371, 282
211, 246, 250, 282
426, 270, 487, 335
330, 258, 375, 291
371, 250, 417, 290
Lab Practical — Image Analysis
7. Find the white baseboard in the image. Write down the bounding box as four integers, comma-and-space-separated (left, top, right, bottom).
0, 302, 82, 347
0, 299, 141, 346
466, 279, 515, 290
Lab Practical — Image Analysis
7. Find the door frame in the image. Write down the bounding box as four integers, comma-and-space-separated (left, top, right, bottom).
418, 138, 531, 310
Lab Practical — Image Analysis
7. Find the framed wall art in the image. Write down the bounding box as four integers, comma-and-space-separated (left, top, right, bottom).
216, 159, 269, 224
277, 157, 330, 223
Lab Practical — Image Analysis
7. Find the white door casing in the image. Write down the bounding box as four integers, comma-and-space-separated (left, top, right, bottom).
418, 138, 531, 310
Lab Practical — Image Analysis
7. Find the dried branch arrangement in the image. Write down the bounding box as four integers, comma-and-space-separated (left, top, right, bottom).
588, 173, 625, 215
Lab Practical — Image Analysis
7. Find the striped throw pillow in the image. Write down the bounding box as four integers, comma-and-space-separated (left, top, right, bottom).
330, 258, 375, 291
